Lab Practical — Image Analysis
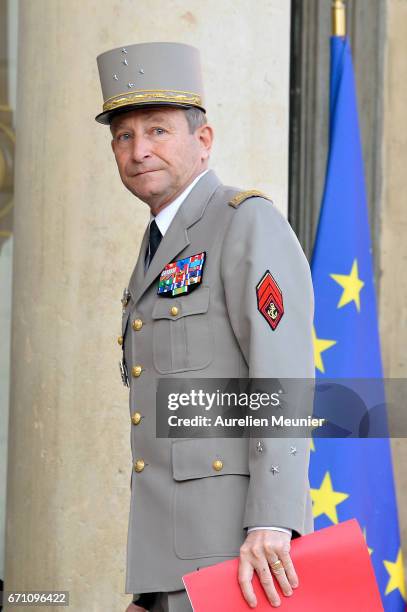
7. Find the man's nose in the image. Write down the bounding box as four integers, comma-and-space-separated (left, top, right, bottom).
130, 135, 152, 162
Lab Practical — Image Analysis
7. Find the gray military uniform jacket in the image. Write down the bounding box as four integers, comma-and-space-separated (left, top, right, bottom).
121, 170, 314, 594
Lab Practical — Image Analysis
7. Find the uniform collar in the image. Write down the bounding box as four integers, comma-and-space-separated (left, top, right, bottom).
148, 169, 209, 236
128, 169, 221, 306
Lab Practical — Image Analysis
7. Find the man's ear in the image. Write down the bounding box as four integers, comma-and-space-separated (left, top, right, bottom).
198, 124, 214, 161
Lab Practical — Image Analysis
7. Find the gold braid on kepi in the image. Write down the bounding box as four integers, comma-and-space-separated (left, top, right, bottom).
228, 190, 273, 208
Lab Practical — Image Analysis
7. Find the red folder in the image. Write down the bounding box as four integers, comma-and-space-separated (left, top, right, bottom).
182, 519, 383, 611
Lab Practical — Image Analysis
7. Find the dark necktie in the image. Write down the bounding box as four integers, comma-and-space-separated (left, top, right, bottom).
145, 219, 162, 268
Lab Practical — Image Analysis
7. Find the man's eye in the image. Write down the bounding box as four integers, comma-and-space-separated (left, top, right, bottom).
153, 127, 166, 135
117, 133, 131, 141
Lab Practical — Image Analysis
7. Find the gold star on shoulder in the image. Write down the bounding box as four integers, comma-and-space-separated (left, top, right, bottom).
310, 471, 349, 524
330, 258, 365, 312
383, 548, 406, 600
313, 326, 337, 373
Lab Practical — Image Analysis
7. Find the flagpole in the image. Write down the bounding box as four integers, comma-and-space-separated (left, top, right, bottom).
331, 0, 346, 37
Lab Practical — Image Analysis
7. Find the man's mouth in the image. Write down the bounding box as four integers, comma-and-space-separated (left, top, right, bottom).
133, 169, 159, 176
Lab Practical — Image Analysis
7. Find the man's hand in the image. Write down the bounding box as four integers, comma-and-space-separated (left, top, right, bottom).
238, 529, 299, 608
125, 603, 147, 612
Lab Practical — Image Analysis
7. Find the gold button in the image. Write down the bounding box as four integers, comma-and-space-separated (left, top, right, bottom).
132, 365, 143, 377
117, 335, 123, 346
170, 306, 179, 316
132, 318, 143, 331
131, 411, 142, 426
212, 459, 223, 472
133, 458, 145, 473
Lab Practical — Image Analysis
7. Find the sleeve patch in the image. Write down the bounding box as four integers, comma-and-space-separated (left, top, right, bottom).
256, 270, 284, 330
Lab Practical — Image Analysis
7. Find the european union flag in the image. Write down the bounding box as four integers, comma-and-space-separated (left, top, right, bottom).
310, 35, 406, 607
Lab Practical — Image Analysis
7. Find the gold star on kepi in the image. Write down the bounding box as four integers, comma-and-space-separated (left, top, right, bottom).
95, 42, 206, 124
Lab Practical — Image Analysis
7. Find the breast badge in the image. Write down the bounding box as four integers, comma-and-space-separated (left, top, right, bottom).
119, 359, 130, 387
121, 287, 130, 312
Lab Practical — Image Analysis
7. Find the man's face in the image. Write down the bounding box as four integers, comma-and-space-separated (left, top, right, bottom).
110, 107, 212, 213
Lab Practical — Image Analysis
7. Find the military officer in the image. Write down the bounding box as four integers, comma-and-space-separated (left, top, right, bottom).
95, 42, 314, 612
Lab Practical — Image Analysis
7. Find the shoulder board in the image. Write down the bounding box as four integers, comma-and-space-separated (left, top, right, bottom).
228, 189, 273, 208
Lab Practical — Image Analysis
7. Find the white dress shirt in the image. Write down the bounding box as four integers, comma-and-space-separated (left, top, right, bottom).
146, 169, 291, 539
144, 170, 209, 270
149, 170, 209, 236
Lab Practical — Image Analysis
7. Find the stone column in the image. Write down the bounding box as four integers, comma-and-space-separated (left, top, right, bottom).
4, 1, 291, 610
380, 0, 407, 576
1, 0, 18, 592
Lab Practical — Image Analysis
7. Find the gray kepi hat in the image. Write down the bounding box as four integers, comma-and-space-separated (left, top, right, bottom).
95, 42, 205, 124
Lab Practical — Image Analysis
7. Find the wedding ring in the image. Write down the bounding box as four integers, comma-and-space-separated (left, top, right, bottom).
270, 559, 284, 573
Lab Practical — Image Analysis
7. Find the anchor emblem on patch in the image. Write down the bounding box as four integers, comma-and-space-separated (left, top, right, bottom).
267, 302, 279, 320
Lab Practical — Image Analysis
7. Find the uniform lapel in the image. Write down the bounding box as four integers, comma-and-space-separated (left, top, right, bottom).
127, 225, 149, 298
128, 170, 221, 305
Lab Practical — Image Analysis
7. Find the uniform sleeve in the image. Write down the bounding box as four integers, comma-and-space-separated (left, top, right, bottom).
220, 197, 314, 537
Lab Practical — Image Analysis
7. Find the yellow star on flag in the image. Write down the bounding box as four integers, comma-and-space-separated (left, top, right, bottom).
309, 421, 323, 452
330, 259, 365, 312
313, 326, 337, 373
363, 527, 373, 556
384, 548, 406, 600
310, 471, 349, 524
